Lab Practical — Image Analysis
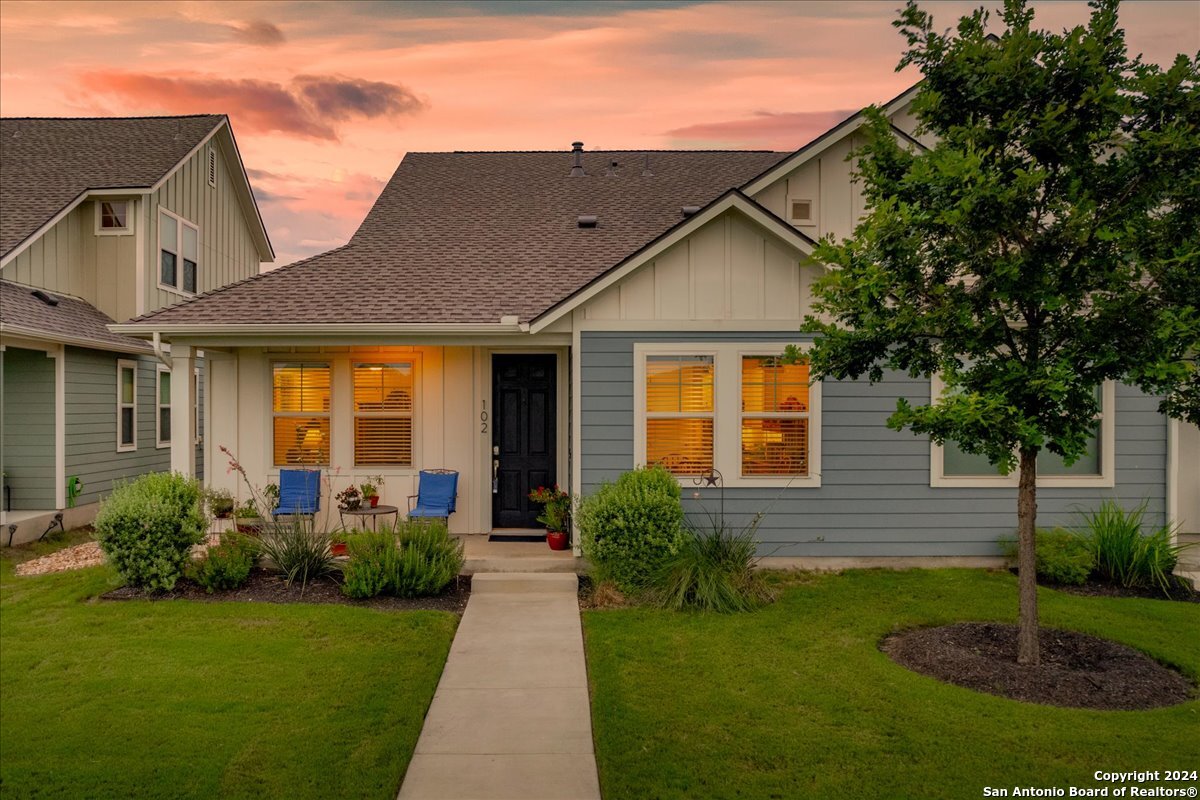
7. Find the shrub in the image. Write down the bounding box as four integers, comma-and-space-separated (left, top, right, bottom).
94, 472, 207, 591
1002, 528, 1094, 586
1078, 500, 1183, 594
257, 518, 337, 592
578, 465, 686, 591
341, 521, 464, 599
187, 533, 257, 593
652, 512, 775, 612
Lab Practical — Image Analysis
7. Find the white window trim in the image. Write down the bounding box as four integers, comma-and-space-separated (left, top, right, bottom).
633, 342, 822, 488
95, 199, 132, 236
352, 360, 419, 469
157, 206, 199, 296
194, 367, 202, 445
929, 375, 1116, 488
156, 364, 171, 448
270, 360, 333, 468
786, 195, 816, 227
117, 359, 138, 453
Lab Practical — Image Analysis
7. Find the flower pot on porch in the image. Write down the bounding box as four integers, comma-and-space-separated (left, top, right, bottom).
368, 495, 380, 508
331, 542, 348, 556
547, 531, 569, 551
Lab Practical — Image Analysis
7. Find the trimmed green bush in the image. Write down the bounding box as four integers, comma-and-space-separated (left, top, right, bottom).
94, 472, 207, 592
1002, 528, 1094, 586
341, 521, 463, 599
652, 514, 775, 612
257, 518, 337, 591
578, 465, 686, 591
187, 533, 257, 593
1077, 499, 1182, 593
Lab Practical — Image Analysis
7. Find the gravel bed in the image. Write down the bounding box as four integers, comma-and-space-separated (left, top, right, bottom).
14, 535, 220, 577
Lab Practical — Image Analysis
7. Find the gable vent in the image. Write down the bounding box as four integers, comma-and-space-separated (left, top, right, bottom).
207, 148, 217, 188
31, 289, 59, 307
577, 215, 598, 228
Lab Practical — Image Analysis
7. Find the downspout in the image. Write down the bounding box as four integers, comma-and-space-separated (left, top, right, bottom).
152, 332, 172, 369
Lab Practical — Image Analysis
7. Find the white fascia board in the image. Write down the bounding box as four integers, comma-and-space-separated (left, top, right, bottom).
108, 322, 527, 337
528, 192, 815, 334
0, 324, 152, 355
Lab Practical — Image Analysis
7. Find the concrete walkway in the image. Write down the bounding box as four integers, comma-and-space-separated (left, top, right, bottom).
398, 573, 601, 800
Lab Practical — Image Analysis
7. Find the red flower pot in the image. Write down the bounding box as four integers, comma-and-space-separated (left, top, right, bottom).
369, 496, 380, 508
331, 542, 348, 556
547, 531, 569, 551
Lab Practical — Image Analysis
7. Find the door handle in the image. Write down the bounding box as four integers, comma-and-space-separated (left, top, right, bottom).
492, 458, 499, 494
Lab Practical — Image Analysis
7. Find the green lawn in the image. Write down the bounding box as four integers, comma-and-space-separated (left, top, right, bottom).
584, 569, 1200, 800
0, 533, 457, 799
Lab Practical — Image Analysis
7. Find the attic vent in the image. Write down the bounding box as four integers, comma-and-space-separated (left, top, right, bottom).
577, 215, 598, 228
207, 148, 217, 188
681, 206, 700, 218
31, 289, 59, 307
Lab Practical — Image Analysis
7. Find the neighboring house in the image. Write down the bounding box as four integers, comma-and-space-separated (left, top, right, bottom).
115, 87, 1199, 562
0, 115, 273, 543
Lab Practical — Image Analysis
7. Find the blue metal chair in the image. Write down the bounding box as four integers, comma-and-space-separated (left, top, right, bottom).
408, 470, 458, 522
273, 469, 321, 518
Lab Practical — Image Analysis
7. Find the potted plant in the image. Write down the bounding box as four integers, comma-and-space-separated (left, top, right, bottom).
330, 531, 348, 557
207, 488, 236, 519
359, 474, 385, 508
234, 500, 264, 534
529, 485, 573, 551
264, 482, 280, 513
337, 485, 362, 511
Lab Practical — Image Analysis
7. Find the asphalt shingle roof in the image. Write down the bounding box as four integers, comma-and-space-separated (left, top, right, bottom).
0, 115, 224, 258
0, 280, 152, 352
130, 149, 788, 327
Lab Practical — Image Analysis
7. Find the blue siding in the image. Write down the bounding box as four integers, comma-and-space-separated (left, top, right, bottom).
580, 331, 1167, 557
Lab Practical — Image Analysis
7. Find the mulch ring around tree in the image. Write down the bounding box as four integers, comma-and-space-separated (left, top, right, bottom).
881, 622, 1194, 711
103, 569, 471, 613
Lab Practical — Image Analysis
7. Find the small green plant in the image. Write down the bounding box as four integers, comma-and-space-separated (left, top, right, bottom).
264, 483, 280, 512
1077, 500, 1184, 594
359, 474, 384, 500
187, 533, 257, 593
652, 508, 775, 612
340, 521, 463, 599
528, 485, 572, 532
1001, 528, 1094, 586
94, 472, 207, 592
234, 499, 260, 519
578, 465, 686, 591
341, 531, 393, 598
205, 488, 236, 519
256, 518, 337, 593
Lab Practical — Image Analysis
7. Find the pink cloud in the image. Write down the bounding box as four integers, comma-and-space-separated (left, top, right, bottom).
666, 109, 858, 150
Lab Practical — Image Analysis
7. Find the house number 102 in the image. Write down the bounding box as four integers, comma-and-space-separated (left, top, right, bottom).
480, 402, 488, 434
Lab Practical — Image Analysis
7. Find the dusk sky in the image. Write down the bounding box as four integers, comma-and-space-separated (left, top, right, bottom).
2, 0, 1197, 267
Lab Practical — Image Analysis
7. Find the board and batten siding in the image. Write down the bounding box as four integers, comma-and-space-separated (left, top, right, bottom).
146, 138, 262, 315
580, 331, 1167, 558
0, 347, 56, 509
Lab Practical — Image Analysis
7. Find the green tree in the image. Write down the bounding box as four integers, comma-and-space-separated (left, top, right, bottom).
794, 0, 1199, 664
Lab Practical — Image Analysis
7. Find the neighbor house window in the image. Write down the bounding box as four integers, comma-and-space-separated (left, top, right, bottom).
156, 366, 171, 447
159, 209, 199, 294
96, 200, 130, 233
931, 378, 1114, 487
272, 363, 330, 466
353, 363, 415, 466
635, 344, 821, 486
117, 360, 137, 452
740, 356, 811, 477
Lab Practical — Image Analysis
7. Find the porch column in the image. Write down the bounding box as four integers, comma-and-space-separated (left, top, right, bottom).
170, 345, 196, 477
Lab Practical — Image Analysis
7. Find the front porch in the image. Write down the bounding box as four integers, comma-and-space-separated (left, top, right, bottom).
457, 533, 581, 574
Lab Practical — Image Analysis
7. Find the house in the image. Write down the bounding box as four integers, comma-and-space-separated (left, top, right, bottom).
0, 115, 273, 544
112, 87, 1199, 563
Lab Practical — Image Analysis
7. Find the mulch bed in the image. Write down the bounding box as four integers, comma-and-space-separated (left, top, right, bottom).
1011, 569, 1199, 603
103, 568, 471, 613
881, 622, 1194, 710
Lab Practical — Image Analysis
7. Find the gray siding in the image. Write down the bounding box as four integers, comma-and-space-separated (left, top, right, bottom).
580, 331, 1167, 557
1, 348, 56, 509
64, 347, 169, 506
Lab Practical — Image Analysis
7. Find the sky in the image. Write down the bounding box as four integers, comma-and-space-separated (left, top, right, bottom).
1, 0, 1197, 267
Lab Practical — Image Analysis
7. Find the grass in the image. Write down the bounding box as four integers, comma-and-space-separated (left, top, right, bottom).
584, 568, 1200, 800
0, 531, 458, 799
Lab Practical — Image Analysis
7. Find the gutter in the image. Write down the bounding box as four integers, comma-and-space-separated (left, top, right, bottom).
109, 322, 529, 337
152, 332, 172, 368
0, 323, 153, 356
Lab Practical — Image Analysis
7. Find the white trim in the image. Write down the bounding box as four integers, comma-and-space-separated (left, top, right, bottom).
786, 196, 816, 227
156, 206, 200, 296
570, 312, 583, 555
529, 193, 816, 334
1167, 416, 1178, 542
134, 197, 146, 317
194, 366, 202, 446
928, 376, 1116, 488
0, 324, 151, 355
633, 342, 821, 488
94, 199, 132, 236
116, 359, 138, 453
112, 322, 528, 336
269, 359, 333, 468
156, 364, 171, 449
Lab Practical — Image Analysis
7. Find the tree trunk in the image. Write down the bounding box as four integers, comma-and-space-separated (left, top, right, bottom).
1016, 446, 1040, 666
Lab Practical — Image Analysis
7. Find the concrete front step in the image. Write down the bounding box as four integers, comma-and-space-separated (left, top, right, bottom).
470, 572, 579, 595
464, 556, 582, 575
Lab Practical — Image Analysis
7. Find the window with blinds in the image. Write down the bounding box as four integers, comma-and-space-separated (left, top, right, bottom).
645, 355, 714, 475
272, 363, 330, 466
741, 356, 810, 476
353, 363, 414, 466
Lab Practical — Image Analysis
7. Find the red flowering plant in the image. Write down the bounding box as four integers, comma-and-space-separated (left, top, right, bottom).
528, 484, 573, 533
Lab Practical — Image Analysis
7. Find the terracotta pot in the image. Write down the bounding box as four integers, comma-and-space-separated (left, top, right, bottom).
331, 542, 348, 556
369, 495, 380, 508
547, 531, 569, 551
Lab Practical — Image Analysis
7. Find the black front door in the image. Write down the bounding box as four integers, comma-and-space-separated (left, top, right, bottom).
492, 354, 556, 528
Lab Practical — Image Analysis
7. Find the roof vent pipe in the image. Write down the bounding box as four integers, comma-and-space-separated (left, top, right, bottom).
569, 141, 586, 177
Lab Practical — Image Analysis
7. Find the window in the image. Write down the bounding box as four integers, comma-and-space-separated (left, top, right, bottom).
156, 366, 171, 447
159, 209, 198, 294
117, 360, 137, 452
96, 200, 130, 233
740, 356, 810, 476
353, 363, 415, 466
272, 363, 330, 466
931, 377, 1114, 487
788, 197, 814, 226
635, 344, 822, 487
